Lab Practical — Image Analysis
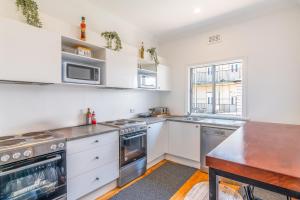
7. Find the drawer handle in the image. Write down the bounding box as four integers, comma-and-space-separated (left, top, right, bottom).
95, 177, 100, 181
95, 156, 99, 160
94, 140, 99, 143
195, 125, 199, 128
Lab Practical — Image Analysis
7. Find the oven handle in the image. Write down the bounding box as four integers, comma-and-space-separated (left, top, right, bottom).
122, 132, 147, 140
0, 155, 62, 176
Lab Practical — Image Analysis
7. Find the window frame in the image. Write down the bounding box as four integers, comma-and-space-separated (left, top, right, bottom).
187, 59, 246, 119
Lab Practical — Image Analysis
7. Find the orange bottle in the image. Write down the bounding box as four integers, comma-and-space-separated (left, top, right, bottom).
80, 16, 86, 41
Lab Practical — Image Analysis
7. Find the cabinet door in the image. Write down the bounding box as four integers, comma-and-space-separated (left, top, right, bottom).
157, 64, 171, 91
147, 122, 168, 163
105, 50, 138, 88
0, 18, 61, 83
168, 121, 200, 161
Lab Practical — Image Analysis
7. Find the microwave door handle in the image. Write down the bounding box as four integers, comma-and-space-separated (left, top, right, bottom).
0, 155, 62, 177
123, 132, 147, 140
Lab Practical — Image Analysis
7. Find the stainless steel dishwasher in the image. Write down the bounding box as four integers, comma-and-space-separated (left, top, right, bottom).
200, 126, 237, 172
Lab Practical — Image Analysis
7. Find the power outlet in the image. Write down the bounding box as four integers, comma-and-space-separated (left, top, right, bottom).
130, 108, 135, 113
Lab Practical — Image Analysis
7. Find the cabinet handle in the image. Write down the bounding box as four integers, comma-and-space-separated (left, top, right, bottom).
95, 156, 99, 160
94, 140, 99, 143
195, 125, 199, 128
95, 177, 100, 181
148, 127, 151, 129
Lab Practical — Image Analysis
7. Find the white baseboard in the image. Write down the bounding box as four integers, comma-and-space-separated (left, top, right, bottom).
165, 154, 201, 169
79, 180, 117, 200
147, 155, 165, 169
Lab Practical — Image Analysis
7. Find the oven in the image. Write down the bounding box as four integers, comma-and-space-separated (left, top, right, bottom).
119, 130, 147, 187
0, 151, 66, 200
120, 131, 147, 167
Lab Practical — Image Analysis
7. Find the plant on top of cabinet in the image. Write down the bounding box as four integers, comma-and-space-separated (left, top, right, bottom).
15, 0, 42, 28
101, 31, 122, 51
147, 47, 159, 65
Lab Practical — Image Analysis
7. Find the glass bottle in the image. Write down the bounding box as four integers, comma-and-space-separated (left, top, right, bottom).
80, 16, 86, 41
140, 42, 144, 59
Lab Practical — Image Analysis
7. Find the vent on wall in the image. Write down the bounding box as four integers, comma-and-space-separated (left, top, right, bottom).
208, 34, 222, 45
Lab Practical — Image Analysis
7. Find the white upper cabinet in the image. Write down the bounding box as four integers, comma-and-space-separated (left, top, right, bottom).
105, 50, 138, 88
147, 122, 168, 163
157, 64, 171, 91
0, 18, 61, 83
168, 121, 200, 162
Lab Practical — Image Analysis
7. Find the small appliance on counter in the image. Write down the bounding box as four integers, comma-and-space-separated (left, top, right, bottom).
149, 107, 169, 117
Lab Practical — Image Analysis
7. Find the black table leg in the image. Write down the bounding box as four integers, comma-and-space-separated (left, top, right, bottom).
209, 168, 219, 200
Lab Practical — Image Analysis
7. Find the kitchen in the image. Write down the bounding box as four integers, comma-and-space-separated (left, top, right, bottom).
1, 0, 300, 200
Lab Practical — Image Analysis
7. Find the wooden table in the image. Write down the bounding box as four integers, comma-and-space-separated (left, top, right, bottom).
206, 121, 300, 199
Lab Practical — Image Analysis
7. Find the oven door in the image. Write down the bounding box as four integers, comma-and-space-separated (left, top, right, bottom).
63, 62, 100, 85
0, 151, 66, 200
120, 132, 147, 167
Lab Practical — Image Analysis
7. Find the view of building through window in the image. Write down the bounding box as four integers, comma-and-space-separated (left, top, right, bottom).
190, 61, 243, 116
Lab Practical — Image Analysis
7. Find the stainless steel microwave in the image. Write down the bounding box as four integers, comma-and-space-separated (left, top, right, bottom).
62, 62, 100, 85
138, 74, 157, 89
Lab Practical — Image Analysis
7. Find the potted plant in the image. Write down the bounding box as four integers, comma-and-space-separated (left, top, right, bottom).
147, 47, 159, 65
15, 0, 42, 28
101, 31, 122, 51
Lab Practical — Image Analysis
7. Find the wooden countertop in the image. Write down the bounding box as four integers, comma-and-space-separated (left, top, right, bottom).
206, 121, 300, 192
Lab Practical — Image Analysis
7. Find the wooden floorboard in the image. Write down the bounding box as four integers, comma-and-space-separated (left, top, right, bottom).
97, 160, 240, 200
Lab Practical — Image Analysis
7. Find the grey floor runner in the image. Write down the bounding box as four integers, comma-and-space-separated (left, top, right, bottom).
110, 162, 196, 200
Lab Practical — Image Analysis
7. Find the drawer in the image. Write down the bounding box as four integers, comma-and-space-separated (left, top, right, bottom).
67, 131, 118, 155
67, 161, 119, 200
67, 141, 119, 178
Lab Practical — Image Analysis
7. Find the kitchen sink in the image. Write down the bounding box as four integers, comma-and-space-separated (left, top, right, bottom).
184, 116, 204, 121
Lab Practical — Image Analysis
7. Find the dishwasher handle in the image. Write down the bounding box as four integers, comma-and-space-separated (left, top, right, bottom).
202, 128, 226, 136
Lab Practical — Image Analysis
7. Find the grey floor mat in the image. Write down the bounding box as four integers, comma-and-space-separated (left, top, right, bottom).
110, 162, 196, 200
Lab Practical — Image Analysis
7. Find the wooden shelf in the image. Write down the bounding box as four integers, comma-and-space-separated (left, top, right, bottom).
138, 58, 156, 65
62, 51, 105, 65
61, 35, 105, 51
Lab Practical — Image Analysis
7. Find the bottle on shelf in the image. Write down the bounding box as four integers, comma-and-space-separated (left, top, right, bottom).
86, 108, 92, 125
91, 111, 97, 125
140, 42, 144, 59
80, 16, 86, 41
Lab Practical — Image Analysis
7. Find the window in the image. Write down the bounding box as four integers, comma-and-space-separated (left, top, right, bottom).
190, 60, 243, 116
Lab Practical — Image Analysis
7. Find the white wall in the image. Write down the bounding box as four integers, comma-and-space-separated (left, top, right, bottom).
0, 84, 161, 135
0, 0, 157, 48
159, 7, 300, 124
0, 0, 162, 136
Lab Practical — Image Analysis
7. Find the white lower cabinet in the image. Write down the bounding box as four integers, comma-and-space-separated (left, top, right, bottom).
168, 121, 200, 162
67, 131, 119, 200
147, 122, 168, 163
67, 161, 119, 200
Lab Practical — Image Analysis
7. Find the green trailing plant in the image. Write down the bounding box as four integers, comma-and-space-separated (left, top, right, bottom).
16, 0, 42, 28
147, 47, 159, 65
101, 31, 122, 51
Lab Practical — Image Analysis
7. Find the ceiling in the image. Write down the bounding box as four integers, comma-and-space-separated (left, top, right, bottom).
89, 0, 297, 41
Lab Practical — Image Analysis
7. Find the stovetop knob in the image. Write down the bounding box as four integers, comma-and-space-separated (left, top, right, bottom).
23, 150, 32, 157
1, 154, 10, 162
50, 144, 57, 150
58, 143, 65, 148
12, 152, 21, 159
